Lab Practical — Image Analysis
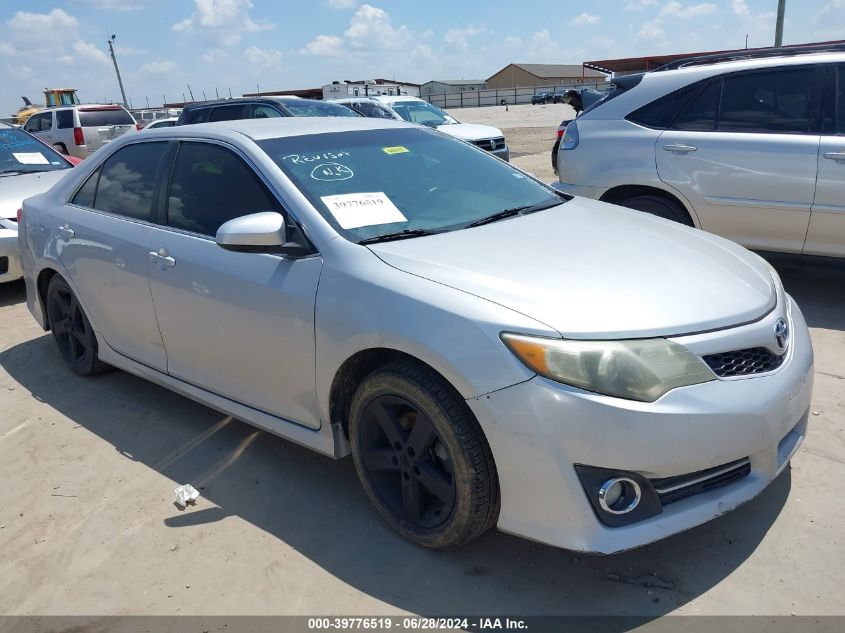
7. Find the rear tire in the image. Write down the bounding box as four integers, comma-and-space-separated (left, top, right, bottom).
46, 276, 110, 376
616, 194, 693, 226
349, 361, 499, 549
53, 143, 68, 154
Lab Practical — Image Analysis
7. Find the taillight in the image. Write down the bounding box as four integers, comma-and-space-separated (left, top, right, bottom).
73, 127, 84, 145
561, 120, 580, 150
16, 208, 22, 222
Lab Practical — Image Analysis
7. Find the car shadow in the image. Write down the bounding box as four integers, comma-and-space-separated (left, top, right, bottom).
0, 279, 25, 308
762, 253, 845, 331
2, 333, 792, 617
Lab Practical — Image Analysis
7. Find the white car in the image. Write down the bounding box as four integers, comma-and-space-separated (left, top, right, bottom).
23, 104, 137, 159
373, 96, 510, 161
0, 123, 75, 283
554, 44, 845, 258
142, 117, 179, 130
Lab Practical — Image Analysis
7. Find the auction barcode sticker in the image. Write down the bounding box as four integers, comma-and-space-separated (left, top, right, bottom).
320, 192, 407, 229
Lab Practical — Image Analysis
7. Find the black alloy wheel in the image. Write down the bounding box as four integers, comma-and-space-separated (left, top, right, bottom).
46, 276, 109, 376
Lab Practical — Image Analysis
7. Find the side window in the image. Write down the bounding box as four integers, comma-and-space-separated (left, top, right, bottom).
40, 113, 54, 131
209, 104, 247, 122
672, 80, 721, 131
94, 142, 168, 221
72, 168, 101, 208
250, 104, 283, 119
56, 110, 74, 129
166, 142, 280, 236
626, 82, 701, 129
188, 108, 212, 124
836, 65, 845, 135
23, 115, 39, 133
718, 67, 814, 133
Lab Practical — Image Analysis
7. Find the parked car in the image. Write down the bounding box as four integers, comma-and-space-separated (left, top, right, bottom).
142, 117, 179, 130
372, 95, 509, 161
553, 44, 845, 258
177, 97, 359, 125
531, 92, 552, 105
0, 123, 75, 283
328, 97, 403, 120
20, 117, 812, 553
23, 104, 137, 159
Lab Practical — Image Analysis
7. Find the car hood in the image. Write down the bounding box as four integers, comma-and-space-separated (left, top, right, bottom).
0, 170, 71, 221
368, 198, 775, 339
436, 122, 504, 141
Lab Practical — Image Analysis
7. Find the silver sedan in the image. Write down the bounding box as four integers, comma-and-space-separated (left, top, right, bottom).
18, 118, 813, 553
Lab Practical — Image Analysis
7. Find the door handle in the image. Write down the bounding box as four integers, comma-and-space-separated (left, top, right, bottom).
663, 144, 697, 153
822, 151, 845, 161
57, 225, 74, 240
149, 249, 176, 268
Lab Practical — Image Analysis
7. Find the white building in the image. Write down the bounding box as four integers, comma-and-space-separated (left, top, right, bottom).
322, 79, 420, 100
420, 80, 487, 98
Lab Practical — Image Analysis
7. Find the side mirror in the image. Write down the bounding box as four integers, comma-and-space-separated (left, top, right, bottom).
216, 212, 286, 251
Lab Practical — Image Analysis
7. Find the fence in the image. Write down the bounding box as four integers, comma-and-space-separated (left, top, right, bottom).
425, 82, 611, 109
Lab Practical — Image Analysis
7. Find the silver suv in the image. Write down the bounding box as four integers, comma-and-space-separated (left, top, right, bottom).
23, 104, 137, 158
554, 45, 845, 258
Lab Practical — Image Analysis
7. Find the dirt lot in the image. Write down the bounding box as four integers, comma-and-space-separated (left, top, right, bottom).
1, 106, 844, 617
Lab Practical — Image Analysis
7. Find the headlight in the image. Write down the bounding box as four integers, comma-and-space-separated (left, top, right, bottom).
501, 333, 715, 402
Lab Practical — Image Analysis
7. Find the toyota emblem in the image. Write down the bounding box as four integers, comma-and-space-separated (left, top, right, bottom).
774, 318, 789, 352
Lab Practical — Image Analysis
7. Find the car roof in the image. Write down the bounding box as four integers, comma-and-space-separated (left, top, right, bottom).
140, 116, 417, 141
181, 97, 291, 111
374, 95, 423, 104
647, 50, 845, 82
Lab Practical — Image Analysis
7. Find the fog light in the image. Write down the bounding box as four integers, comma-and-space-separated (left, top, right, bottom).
598, 477, 641, 515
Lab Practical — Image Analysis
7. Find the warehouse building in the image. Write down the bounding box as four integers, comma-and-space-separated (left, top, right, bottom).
486, 63, 606, 89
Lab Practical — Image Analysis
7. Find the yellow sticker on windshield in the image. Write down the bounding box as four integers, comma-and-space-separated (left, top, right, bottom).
382, 146, 409, 155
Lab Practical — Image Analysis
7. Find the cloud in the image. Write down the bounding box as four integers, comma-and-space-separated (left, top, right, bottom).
731, 0, 750, 17
73, 40, 111, 65
74, 0, 145, 10
327, 0, 357, 8
660, 2, 717, 19
638, 20, 667, 41
303, 4, 414, 56
443, 25, 486, 51
173, 0, 273, 47
242, 46, 283, 66
6, 8, 78, 40
201, 48, 227, 62
624, 0, 658, 10
139, 60, 179, 75
303, 34, 344, 56
570, 13, 601, 26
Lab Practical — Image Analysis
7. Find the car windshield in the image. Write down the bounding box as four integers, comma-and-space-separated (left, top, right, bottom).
282, 100, 361, 118
0, 128, 70, 175
258, 127, 566, 243
388, 101, 457, 127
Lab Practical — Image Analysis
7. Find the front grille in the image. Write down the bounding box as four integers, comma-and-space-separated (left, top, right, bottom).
651, 457, 751, 507
0, 257, 8, 275
703, 347, 785, 377
473, 137, 505, 152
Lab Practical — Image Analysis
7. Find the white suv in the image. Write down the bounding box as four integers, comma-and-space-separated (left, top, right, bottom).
554, 46, 845, 258
23, 104, 137, 159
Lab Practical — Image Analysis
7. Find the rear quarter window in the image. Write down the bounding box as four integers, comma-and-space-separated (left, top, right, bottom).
79, 108, 135, 127
626, 82, 702, 129
56, 110, 74, 129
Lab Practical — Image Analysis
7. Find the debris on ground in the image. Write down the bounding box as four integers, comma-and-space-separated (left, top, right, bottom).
605, 572, 676, 590
174, 484, 200, 508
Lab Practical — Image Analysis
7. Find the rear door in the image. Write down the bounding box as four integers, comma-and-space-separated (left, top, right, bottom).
805, 63, 845, 257
146, 140, 322, 428
655, 65, 822, 253
58, 141, 170, 370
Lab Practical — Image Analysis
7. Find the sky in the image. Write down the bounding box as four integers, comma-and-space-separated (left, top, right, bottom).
1, 0, 842, 115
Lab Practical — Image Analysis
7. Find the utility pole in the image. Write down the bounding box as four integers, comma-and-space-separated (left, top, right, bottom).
745, 34, 749, 49
107, 35, 128, 107
775, 0, 786, 47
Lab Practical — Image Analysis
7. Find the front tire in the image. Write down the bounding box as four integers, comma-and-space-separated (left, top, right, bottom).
616, 193, 693, 226
46, 276, 110, 376
349, 361, 499, 549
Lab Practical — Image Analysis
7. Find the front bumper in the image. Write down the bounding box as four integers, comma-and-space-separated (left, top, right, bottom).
467, 296, 813, 553
491, 145, 510, 162
0, 228, 23, 284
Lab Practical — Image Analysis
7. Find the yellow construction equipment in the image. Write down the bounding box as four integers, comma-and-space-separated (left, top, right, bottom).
11, 88, 80, 125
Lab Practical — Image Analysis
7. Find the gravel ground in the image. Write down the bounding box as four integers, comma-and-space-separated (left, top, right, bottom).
0, 104, 843, 618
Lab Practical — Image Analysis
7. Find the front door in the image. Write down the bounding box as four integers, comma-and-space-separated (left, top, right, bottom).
656, 65, 821, 253
58, 141, 169, 370
804, 64, 845, 258
147, 141, 323, 428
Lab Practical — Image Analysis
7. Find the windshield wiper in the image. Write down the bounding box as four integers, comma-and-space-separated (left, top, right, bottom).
358, 228, 438, 245
465, 199, 566, 229
0, 168, 56, 177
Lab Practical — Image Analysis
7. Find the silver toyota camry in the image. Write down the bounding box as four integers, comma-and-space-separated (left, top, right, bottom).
18, 118, 813, 553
